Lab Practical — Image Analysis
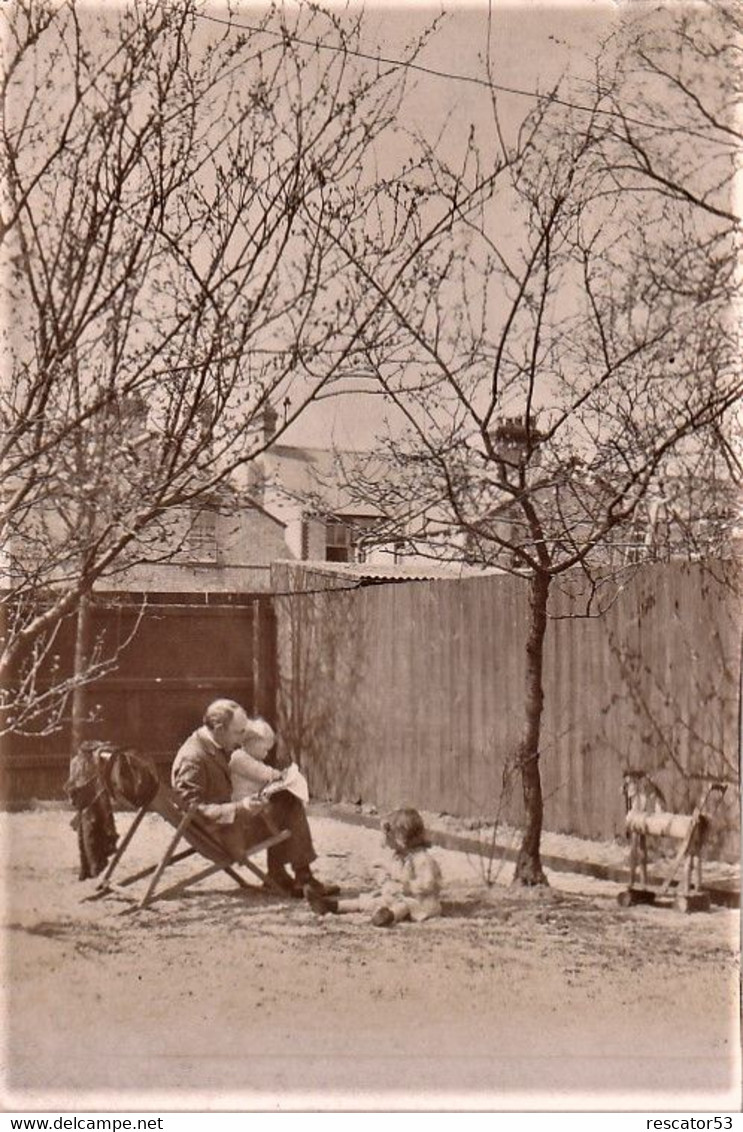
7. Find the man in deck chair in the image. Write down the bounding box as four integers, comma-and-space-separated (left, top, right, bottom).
172, 698, 337, 898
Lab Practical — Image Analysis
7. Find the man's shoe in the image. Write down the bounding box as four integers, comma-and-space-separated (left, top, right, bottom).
302, 874, 341, 898
304, 885, 338, 916
266, 866, 303, 898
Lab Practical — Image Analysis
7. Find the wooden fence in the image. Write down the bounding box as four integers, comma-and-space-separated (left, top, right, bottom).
273, 561, 741, 857
1, 591, 277, 804
4, 565, 739, 856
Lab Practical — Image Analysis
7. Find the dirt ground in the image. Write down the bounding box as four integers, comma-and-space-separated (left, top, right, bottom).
1, 810, 739, 1112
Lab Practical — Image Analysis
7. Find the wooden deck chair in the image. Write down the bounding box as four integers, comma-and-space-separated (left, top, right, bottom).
87, 783, 291, 911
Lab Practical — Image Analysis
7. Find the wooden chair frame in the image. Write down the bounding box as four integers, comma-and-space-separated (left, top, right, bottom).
86, 784, 291, 911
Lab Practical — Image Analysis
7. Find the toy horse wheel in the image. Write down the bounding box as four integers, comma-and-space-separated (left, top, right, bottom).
617, 887, 656, 907
674, 893, 711, 914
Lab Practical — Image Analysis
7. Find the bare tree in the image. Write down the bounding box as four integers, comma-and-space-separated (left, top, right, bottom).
321, 16, 740, 883
0, 0, 439, 736
593, 0, 742, 566
599, 0, 741, 230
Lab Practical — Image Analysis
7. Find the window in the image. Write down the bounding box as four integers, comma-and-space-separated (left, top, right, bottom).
325, 521, 352, 563
186, 508, 217, 562
324, 516, 378, 563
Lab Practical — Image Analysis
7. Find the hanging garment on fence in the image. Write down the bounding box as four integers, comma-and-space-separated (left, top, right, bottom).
65, 742, 118, 881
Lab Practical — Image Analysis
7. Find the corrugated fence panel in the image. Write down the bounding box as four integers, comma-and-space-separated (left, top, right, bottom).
278, 561, 739, 855
405, 582, 429, 812
435, 583, 454, 812
376, 583, 401, 809
457, 580, 474, 817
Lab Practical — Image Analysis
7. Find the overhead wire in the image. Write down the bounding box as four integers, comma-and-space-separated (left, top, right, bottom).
193, 9, 720, 139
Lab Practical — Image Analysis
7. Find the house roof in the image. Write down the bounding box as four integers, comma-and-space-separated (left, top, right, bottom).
179, 481, 287, 528
262, 445, 386, 517
244, 495, 287, 528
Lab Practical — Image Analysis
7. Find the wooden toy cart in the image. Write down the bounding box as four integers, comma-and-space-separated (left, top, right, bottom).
618, 775, 727, 913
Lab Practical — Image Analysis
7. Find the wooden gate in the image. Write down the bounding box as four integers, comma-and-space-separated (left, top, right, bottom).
1, 591, 277, 804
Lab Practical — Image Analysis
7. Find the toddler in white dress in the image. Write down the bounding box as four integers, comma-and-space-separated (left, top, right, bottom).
306, 807, 442, 927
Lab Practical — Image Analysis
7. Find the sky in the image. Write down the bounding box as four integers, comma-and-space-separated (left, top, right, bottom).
277, 0, 620, 450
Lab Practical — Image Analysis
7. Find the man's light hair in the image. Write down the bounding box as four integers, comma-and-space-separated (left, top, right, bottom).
203, 698, 243, 733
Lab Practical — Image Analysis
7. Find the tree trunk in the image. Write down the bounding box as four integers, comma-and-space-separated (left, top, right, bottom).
513, 569, 550, 886
70, 591, 92, 758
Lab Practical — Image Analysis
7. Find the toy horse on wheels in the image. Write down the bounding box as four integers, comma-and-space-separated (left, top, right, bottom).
619, 770, 726, 913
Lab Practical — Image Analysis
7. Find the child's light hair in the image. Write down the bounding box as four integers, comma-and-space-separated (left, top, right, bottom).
381, 807, 431, 856
244, 717, 275, 750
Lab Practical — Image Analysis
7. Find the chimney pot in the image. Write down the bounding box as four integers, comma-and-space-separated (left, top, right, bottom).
263, 403, 278, 442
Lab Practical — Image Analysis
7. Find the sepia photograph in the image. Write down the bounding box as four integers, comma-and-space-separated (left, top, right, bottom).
0, 0, 740, 1114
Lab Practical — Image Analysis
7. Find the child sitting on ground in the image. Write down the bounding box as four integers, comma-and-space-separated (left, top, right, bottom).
306, 807, 442, 927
